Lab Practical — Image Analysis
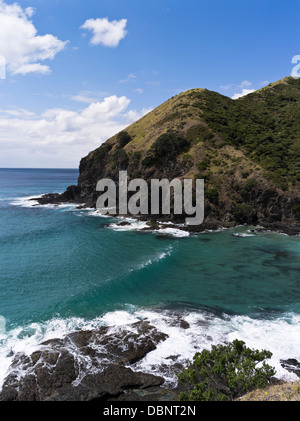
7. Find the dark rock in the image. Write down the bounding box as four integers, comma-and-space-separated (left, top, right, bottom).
179, 320, 190, 329
0, 320, 169, 401
117, 221, 131, 226
32, 193, 62, 205
47, 365, 165, 402
114, 386, 178, 402
280, 358, 300, 378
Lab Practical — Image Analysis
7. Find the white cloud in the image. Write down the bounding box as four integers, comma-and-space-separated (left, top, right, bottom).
220, 83, 233, 90
123, 107, 153, 122
24, 7, 35, 18
0, 96, 150, 168
71, 94, 97, 104
0, 108, 35, 117
118, 73, 136, 84
70, 90, 111, 104
239, 80, 252, 88
232, 89, 255, 100
0, 0, 67, 75
14, 63, 52, 75
220, 80, 254, 96
81, 17, 127, 47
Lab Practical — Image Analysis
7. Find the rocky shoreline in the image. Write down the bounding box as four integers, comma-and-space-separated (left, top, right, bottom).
1, 316, 300, 402
0, 320, 177, 401
31, 194, 300, 237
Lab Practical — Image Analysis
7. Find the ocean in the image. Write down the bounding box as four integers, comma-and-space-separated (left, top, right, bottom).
0, 168, 300, 388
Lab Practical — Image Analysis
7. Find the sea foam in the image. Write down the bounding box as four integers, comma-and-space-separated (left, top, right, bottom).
1, 308, 299, 390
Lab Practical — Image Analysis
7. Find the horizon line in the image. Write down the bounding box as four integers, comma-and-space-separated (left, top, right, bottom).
0, 167, 78, 170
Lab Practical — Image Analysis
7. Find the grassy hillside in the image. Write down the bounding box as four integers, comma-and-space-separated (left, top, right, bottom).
82, 76, 300, 186
238, 380, 300, 401
45, 77, 300, 231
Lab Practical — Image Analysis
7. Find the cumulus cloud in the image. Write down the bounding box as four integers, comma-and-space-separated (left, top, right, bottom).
0, 96, 150, 168
81, 17, 128, 47
0, 0, 67, 75
232, 89, 255, 100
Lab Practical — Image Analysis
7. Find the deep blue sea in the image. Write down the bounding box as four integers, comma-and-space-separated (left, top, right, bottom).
0, 168, 300, 387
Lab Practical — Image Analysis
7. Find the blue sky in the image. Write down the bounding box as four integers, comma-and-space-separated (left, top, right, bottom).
0, 0, 299, 168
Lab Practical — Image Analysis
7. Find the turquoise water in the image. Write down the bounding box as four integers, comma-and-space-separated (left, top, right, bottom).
0, 168, 300, 386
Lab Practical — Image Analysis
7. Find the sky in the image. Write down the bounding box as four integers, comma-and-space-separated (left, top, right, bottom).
0, 0, 299, 168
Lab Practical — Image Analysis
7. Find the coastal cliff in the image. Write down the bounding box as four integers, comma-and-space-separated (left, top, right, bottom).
37, 77, 300, 234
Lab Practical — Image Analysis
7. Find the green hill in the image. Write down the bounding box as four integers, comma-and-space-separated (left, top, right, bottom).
38, 77, 300, 233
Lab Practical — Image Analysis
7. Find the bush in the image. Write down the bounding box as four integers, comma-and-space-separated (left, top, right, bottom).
233, 203, 255, 222
94, 143, 112, 161
197, 158, 210, 171
117, 131, 132, 148
131, 151, 142, 164
194, 173, 209, 182
109, 149, 129, 170
142, 132, 190, 167
177, 340, 276, 401
291, 204, 300, 218
241, 170, 250, 178
206, 188, 219, 204
243, 178, 258, 192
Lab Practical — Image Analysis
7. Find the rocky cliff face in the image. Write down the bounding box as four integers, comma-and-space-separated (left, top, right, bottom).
36, 77, 300, 234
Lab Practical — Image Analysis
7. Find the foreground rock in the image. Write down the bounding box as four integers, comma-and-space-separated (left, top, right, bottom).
280, 358, 300, 378
0, 321, 169, 401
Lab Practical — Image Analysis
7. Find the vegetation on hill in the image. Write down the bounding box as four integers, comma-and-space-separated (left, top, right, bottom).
196, 77, 300, 190
45, 77, 300, 230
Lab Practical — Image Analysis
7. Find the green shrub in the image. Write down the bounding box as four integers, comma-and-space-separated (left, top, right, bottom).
197, 158, 211, 171
109, 149, 129, 170
206, 188, 219, 204
94, 143, 112, 161
117, 131, 132, 148
142, 132, 190, 167
182, 153, 193, 161
233, 203, 255, 222
131, 151, 142, 163
241, 170, 250, 178
243, 178, 258, 192
177, 340, 275, 401
291, 204, 300, 218
194, 173, 209, 182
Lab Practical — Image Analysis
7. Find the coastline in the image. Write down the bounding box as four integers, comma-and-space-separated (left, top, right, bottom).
1, 309, 300, 402
31, 194, 300, 237
1, 192, 298, 401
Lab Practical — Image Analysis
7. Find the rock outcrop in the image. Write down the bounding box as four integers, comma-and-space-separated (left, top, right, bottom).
0, 321, 169, 401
